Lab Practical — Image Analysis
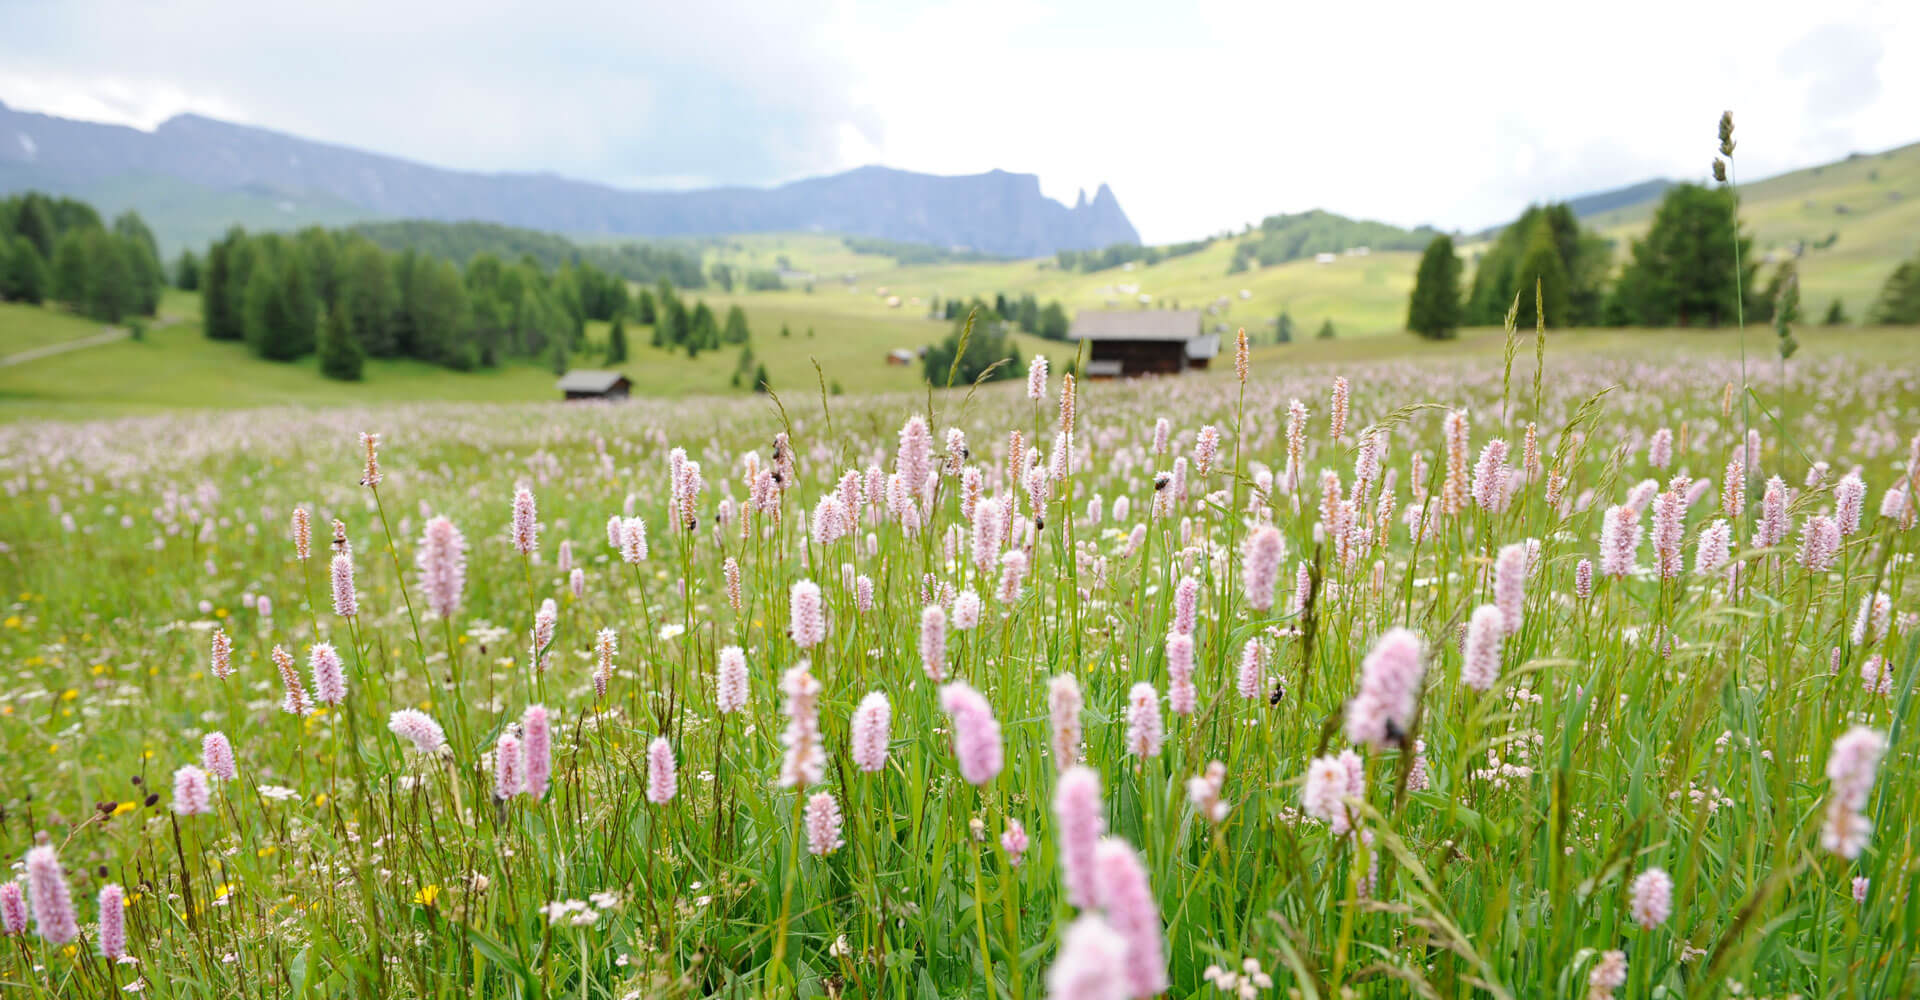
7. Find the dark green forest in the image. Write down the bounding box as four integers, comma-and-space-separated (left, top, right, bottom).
1231, 210, 1441, 274
0, 192, 166, 324
198, 223, 747, 380
346, 220, 707, 288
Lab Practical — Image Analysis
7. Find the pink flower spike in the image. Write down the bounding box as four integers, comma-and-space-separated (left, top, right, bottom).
790, 580, 826, 649
777, 661, 826, 789
1092, 838, 1169, 997
1629, 867, 1673, 929
716, 645, 750, 714
1052, 766, 1106, 909
172, 765, 212, 816
850, 691, 892, 773
939, 681, 1004, 785
330, 551, 358, 618
1000, 819, 1029, 866
209, 628, 233, 680
387, 709, 446, 756
1236, 638, 1268, 700
25, 844, 79, 945
1461, 605, 1503, 691
1165, 632, 1196, 715
97, 883, 126, 961
1048, 674, 1084, 770
920, 604, 948, 681
1344, 627, 1426, 748
494, 732, 527, 801
0, 881, 27, 937
1124, 682, 1164, 758
1172, 576, 1200, 635
1494, 542, 1526, 635
1046, 914, 1129, 1000
308, 642, 346, 705
804, 791, 844, 856
511, 485, 540, 556
521, 705, 552, 801
646, 737, 677, 805
416, 516, 468, 618
201, 731, 238, 781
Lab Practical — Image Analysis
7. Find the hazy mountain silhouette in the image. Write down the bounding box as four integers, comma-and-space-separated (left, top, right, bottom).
0, 100, 1140, 257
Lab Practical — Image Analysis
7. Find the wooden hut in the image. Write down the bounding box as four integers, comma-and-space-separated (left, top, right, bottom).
1068, 309, 1218, 378
556, 370, 633, 401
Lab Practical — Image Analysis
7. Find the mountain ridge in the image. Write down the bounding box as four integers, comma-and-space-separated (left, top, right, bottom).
0, 101, 1139, 258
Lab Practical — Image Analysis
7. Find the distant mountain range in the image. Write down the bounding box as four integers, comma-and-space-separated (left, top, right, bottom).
1463, 178, 1678, 242
0, 100, 1140, 257
1561, 178, 1675, 219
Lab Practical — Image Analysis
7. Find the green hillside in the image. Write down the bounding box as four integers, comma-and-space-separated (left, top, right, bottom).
0, 163, 383, 257
1587, 141, 1920, 318
693, 235, 1415, 341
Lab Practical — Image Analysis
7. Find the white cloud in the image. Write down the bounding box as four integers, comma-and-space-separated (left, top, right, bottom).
3, 0, 1915, 243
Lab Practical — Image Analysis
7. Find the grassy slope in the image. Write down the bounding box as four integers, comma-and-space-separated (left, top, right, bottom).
0, 299, 113, 356
704, 238, 1417, 342
1587, 141, 1920, 318
1, 288, 1076, 422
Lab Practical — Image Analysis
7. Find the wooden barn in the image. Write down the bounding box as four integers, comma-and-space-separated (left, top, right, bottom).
555, 370, 633, 401
1068, 309, 1218, 378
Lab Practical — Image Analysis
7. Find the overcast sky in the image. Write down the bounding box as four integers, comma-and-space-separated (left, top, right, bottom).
2, 0, 1915, 243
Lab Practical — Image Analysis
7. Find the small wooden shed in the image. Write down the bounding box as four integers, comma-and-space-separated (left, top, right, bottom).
1068, 309, 1218, 378
556, 370, 632, 401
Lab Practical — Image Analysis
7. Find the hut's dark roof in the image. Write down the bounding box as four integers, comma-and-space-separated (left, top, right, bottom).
555, 370, 629, 393
1067, 309, 1203, 341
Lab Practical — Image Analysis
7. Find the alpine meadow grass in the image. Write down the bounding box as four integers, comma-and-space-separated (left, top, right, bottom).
1, 331, 1917, 999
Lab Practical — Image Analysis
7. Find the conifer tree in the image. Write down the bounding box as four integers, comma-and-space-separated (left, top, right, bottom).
1407, 234, 1463, 339
607, 314, 629, 362
317, 305, 366, 381
1513, 217, 1572, 329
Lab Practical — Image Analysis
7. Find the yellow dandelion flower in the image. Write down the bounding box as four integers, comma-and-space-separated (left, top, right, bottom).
412, 885, 441, 907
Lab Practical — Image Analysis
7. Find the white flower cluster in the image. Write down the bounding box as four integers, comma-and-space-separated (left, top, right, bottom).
1204, 958, 1273, 998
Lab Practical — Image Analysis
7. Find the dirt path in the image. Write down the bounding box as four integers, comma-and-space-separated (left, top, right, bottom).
0, 313, 183, 367
0, 328, 129, 367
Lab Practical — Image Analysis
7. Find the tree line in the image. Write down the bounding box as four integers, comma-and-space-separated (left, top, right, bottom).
1055, 239, 1211, 274
1407, 181, 1918, 339
923, 309, 1028, 388
841, 237, 1005, 267
1230, 210, 1440, 274
0, 192, 166, 325
345, 220, 708, 289
938, 292, 1070, 341
198, 224, 753, 383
